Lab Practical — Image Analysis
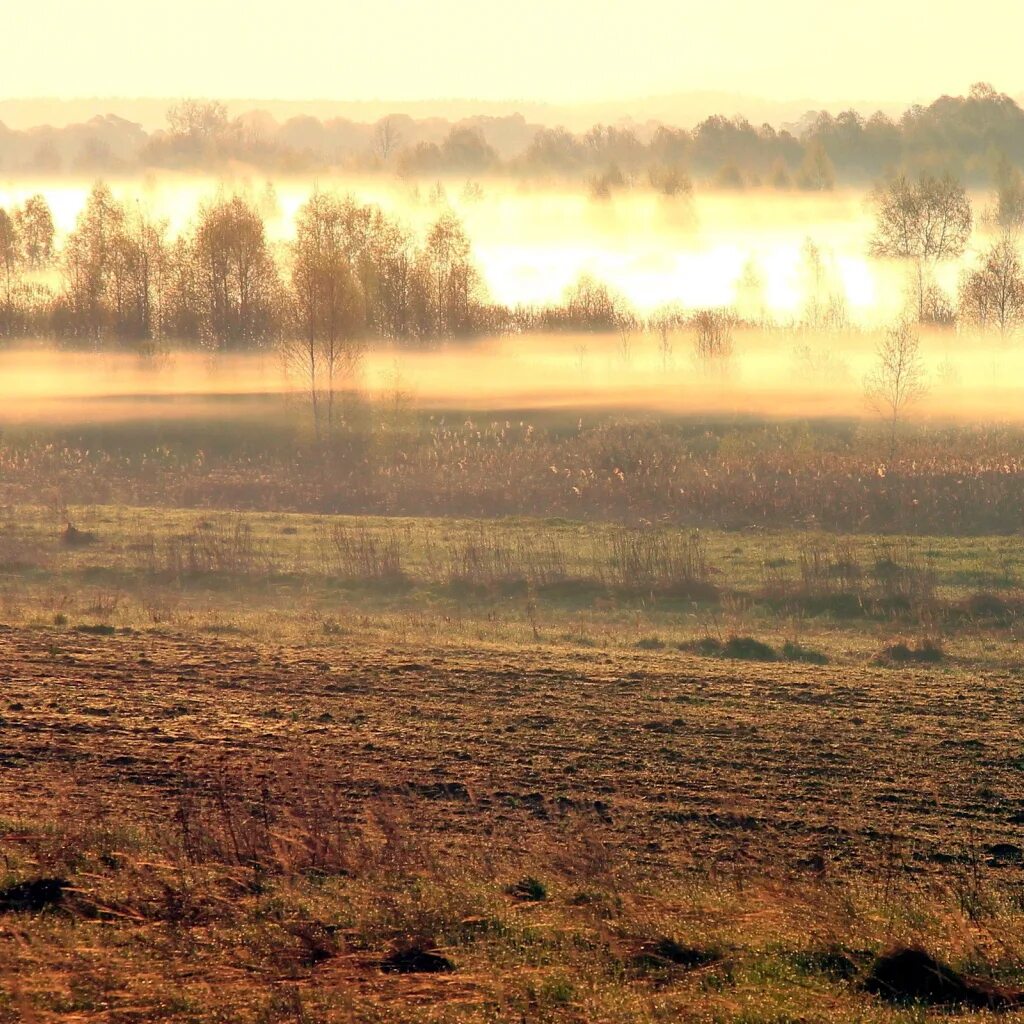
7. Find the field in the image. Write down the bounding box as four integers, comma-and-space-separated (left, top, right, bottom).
6, 20, 1024, 1024
3, 501, 1024, 1021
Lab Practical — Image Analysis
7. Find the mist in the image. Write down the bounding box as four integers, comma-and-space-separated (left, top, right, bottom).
0, 324, 1019, 426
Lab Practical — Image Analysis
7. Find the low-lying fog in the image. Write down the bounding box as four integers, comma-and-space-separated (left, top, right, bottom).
0, 329, 1019, 425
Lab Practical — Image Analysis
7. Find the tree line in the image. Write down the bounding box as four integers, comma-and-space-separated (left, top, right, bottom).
3, 84, 1024, 188
2, 169, 1023, 357
0, 184, 502, 349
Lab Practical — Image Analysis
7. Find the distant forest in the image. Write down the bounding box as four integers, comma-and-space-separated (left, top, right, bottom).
2, 84, 1024, 188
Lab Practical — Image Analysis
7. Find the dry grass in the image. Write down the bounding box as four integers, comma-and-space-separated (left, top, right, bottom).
5, 413, 1024, 533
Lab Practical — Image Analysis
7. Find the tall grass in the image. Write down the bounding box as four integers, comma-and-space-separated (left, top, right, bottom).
762, 537, 937, 618
319, 523, 407, 583
4, 415, 1024, 533
601, 528, 713, 597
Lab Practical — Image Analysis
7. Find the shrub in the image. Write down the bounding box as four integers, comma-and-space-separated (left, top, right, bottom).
721, 636, 778, 661
678, 635, 778, 661
876, 637, 945, 665
782, 641, 829, 664
636, 635, 666, 650
506, 876, 547, 902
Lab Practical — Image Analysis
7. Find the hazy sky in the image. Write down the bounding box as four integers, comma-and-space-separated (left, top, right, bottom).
5, 0, 1023, 103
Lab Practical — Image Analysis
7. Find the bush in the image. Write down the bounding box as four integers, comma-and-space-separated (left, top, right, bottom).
506, 876, 547, 902
636, 636, 666, 650
722, 636, 778, 661
782, 641, 829, 664
876, 638, 945, 665
679, 635, 778, 661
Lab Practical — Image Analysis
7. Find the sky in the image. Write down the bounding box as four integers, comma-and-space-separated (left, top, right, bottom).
3, 0, 1023, 104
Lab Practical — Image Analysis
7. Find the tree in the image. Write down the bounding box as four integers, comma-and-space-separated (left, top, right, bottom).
795, 140, 835, 191
991, 160, 1024, 235
191, 195, 281, 348
373, 116, 403, 163
691, 309, 734, 367
58, 184, 171, 344
558, 274, 626, 330
439, 127, 496, 173
61, 182, 126, 340
0, 208, 20, 334
167, 99, 229, 140
112, 206, 171, 343
650, 304, 685, 371
359, 210, 418, 340
869, 173, 972, 322
959, 236, 1024, 339
288, 190, 367, 439
13, 195, 54, 268
797, 238, 848, 330
415, 212, 481, 337
163, 236, 202, 341
735, 257, 766, 323
864, 321, 928, 462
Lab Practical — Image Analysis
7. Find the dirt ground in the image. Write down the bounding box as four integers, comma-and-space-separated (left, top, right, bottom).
3, 624, 1022, 879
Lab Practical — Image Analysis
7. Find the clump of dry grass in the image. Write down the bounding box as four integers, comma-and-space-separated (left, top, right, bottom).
319, 523, 407, 584
600, 527, 714, 597
425, 526, 570, 591
762, 537, 937, 621
153, 518, 268, 578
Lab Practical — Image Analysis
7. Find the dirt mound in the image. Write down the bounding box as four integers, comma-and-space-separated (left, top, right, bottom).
380, 946, 455, 974
61, 523, 98, 547
634, 937, 721, 970
0, 877, 69, 913
865, 947, 1022, 1008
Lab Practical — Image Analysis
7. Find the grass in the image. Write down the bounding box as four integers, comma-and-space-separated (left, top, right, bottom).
7, 408, 1024, 533
0, 505, 1019, 648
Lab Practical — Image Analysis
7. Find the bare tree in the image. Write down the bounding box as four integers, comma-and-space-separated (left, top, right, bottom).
191, 194, 281, 349
650, 304, 685, 371
990, 160, 1024, 236
61, 182, 125, 341
691, 309, 734, 368
373, 117, 403, 163
115, 206, 171, 344
59, 185, 170, 344
561, 274, 625, 330
869, 173, 972, 322
959, 236, 1024, 339
735, 257, 765, 323
864, 321, 928, 462
287, 190, 366, 441
617, 328, 633, 368
414, 212, 481, 337
798, 238, 849, 329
